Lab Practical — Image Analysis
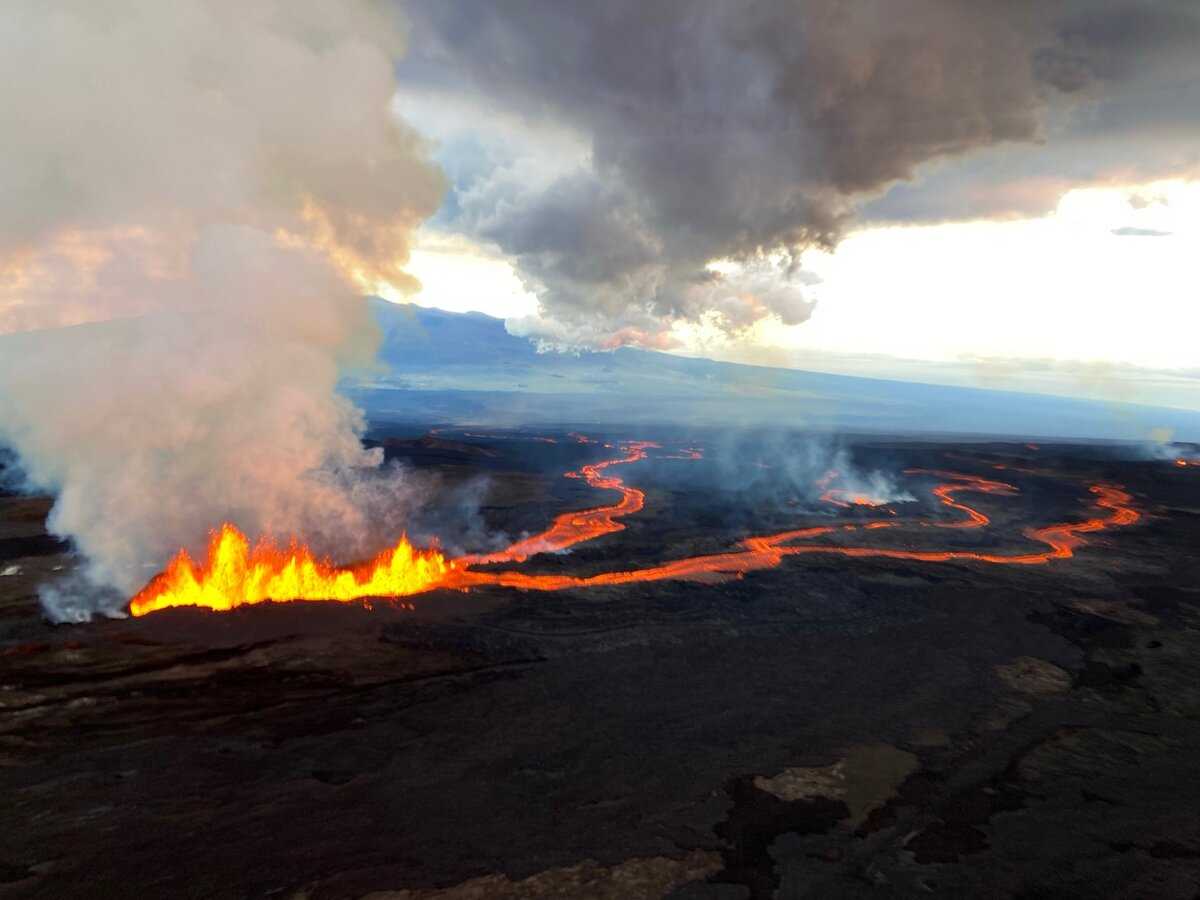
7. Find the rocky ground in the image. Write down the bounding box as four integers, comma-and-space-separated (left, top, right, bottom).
2, 432, 1199, 899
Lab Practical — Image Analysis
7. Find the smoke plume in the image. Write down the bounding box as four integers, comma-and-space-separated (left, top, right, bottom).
0, 1, 444, 619
705, 430, 913, 511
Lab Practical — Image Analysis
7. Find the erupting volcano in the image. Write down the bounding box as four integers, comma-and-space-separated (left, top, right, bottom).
128, 435, 1143, 618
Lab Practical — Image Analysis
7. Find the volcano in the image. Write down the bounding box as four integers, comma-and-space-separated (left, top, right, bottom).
344, 301, 1200, 442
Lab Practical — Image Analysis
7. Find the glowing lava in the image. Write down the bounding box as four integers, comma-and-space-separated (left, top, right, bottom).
462, 441, 658, 564
129, 524, 453, 617
817, 469, 899, 513
129, 438, 1143, 617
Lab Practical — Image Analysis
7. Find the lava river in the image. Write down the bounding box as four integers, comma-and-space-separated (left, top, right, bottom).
128, 438, 1143, 617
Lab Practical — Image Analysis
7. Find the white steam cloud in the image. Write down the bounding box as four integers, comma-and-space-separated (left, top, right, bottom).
0, 1, 444, 619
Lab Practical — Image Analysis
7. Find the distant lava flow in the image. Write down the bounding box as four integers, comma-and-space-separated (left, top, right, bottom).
128, 439, 1142, 616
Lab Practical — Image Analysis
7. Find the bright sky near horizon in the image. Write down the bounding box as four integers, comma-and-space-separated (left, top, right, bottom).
392, 178, 1199, 408
379, 2, 1200, 412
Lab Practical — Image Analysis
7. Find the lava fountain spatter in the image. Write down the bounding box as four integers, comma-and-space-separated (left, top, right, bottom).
129, 524, 453, 617
128, 438, 1143, 617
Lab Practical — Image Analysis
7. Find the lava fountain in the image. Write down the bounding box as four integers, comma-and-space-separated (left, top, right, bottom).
128, 524, 456, 617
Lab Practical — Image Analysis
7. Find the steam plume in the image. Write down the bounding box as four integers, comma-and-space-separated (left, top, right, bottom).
0, 1, 444, 619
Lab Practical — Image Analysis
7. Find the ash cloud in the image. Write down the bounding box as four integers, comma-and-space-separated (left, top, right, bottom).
400, 0, 1200, 349
0, 1, 444, 619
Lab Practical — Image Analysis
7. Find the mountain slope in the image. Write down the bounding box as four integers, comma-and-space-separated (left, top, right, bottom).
347, 300, 1200, 441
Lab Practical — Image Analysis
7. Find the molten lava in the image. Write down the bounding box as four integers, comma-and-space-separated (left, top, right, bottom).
462, 441, 657, 565
817, 469, 899, 513
128, 437, 1144, 617
129, 524, 453, 617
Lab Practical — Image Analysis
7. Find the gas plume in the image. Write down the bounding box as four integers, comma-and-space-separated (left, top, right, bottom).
0, 1, 443, 619
706, 430, 912, 511
1144, 440, 1200, 467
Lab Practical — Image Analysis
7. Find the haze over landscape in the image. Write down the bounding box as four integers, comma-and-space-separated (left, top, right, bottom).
347, 299, 1200, 442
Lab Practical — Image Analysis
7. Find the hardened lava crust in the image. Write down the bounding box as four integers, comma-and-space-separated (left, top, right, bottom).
2, 429, 1199, 900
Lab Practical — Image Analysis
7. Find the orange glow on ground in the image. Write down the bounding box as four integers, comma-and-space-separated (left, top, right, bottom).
129, 437, 1144, 617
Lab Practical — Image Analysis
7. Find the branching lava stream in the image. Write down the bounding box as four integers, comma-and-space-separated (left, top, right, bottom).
128, 437, 1143, 616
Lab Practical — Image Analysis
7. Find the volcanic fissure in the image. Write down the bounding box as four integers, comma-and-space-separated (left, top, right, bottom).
128, 437, 1141, 617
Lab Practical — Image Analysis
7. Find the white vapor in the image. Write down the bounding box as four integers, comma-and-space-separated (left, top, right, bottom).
0, 1, 444, 619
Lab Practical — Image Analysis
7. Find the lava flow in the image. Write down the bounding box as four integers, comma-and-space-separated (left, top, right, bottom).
462, 441, 658, 565
128, 438, 1143, 617
129, 440, 659, 616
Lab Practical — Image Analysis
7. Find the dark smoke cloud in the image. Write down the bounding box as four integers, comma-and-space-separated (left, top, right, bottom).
399, 0, 1200, 348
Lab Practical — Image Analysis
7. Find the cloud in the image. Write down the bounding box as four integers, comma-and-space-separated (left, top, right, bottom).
399, 0, 1200, 348
1128, 190, 1169, 210
1111, 226, 1172, 237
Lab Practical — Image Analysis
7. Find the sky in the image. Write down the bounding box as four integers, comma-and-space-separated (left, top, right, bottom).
2, 1, 1199, 412
397, 179, 1200, 408
377, 0, 1200, 411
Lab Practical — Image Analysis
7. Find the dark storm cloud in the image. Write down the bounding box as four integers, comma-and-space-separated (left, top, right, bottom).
399, 0, 1200, 347
1036, 1, 1200, 92
866, 0, 1200, 224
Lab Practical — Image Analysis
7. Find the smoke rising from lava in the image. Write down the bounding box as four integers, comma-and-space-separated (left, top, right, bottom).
706, 430, 912, 511
0, 1, 444, 619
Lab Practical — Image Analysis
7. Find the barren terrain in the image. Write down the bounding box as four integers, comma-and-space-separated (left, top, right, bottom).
3, 430, 1200, 899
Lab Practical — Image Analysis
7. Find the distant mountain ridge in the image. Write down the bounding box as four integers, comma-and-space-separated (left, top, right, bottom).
1, 301, 1193, 442
347, 299, 1200, 442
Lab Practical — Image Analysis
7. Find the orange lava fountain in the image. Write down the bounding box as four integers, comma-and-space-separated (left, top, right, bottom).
129, 525, 455, 617
129, 437, 1143, 617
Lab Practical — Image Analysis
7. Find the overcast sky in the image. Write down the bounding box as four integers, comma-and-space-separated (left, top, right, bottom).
383, 0, 1200, 409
